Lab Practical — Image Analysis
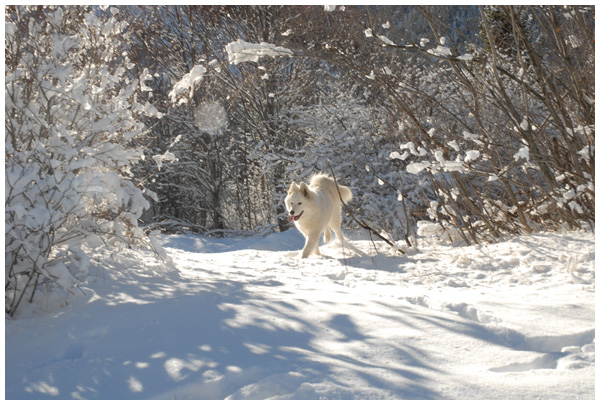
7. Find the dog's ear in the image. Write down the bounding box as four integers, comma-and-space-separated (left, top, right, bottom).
288, 181, 299, 194
299, 181, 310, 198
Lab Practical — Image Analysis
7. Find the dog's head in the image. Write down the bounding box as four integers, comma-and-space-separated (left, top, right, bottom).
285, 181, 311, 222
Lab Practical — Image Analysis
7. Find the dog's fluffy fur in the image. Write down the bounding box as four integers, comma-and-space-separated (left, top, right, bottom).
285, 174, 352, 258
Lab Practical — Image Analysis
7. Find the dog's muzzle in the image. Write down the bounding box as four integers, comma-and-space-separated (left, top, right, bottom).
290, 210, 304, 221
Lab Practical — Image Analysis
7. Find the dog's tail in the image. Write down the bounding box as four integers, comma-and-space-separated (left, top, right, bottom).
312, 173, 352, 204
337, 184, 352, 204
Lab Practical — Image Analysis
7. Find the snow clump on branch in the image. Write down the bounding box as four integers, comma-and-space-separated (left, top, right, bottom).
225, 39, 293, 65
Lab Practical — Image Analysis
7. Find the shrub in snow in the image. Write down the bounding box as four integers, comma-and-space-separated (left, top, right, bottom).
5, 6, 161, 316
123, 6, 593, 249
363, 6, 595, 244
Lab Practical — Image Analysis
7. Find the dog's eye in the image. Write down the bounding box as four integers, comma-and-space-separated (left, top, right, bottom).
297, 202, 302, 205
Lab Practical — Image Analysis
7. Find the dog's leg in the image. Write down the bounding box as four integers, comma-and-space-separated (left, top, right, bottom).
302, 233, 321, 258
324, 228, 332, 243
330, 210, 345, 244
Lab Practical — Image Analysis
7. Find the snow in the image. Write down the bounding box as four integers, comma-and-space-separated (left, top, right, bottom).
463, 130, 480, 141
225, 39, 293, 65
520, 117, 529, 131
514, 146, 530, 162
378, 35, 396, 46
464, 150, 480, 163
578, 145, 591, 162
5, 228, 594, 400
406, 161, 431, 174
428, 45, 452, 57
152, 151, 177, 171
389, 151, 402, 160
168, 65, 206, 102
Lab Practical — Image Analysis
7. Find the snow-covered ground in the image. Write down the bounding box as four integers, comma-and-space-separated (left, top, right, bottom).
5, 228, 595, 400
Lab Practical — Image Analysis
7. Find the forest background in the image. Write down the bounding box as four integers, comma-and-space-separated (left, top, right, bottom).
4, 5, 595, 316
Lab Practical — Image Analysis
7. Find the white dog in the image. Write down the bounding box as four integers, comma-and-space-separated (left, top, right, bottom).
285, 173, 352, 258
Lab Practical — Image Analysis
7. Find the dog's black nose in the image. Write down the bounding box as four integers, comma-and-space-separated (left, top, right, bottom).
290, 210, 295, 216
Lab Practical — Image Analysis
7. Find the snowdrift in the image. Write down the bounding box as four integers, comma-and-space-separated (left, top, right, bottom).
5, 228, 595, 399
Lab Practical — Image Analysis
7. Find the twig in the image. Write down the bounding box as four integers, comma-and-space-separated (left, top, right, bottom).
327, 161, 405, 255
